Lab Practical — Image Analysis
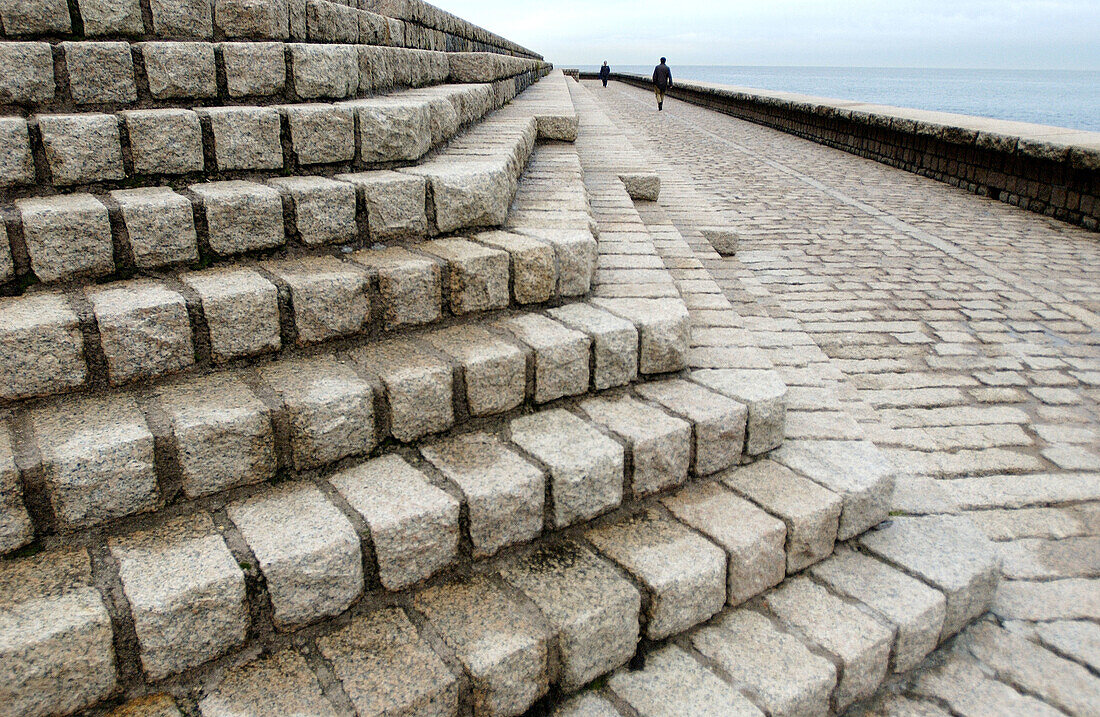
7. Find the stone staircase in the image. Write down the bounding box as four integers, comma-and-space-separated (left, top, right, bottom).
1, 3, 1001, 717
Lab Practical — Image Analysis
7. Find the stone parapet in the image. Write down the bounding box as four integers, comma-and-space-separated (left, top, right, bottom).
600, 73, 1100, 232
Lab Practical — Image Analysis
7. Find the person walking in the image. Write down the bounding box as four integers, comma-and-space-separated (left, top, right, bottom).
652, 57, 672, 110
599, 61, 611, 87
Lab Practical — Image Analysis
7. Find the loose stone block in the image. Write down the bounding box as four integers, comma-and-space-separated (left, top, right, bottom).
424, 325, 526, 417
215, 0, 289, 38
500, 314, 590, 403
229, 483, 362, 629
265, 256, 370, 344
721, 460, 842, 573
200, 651, 336, 717
421, 238, 510, 315
662, 481, 786, 606
88, 280, 195, 385
407, 161, 514, 234
261, 356, 375, 470
587, 511, 726, 639
0, 293, 86, 401
345, 97, 432, 162
282, 104, 356, 166
692, 369, 787, 455
122, 109, 206, 175
608, 645, 763, 717
860, 515, 1000, 638
199, 106, 283, 171
192, 180, 285, 255
693, 610, 836, 717
592, 298, 690, 375
0, 0, 70, 34
317, 608, 459, 717
79, 0, 143, 36
111, 514, 248, 680
421, 432, 544, 558
140, 42, 217, 99
33, 395, 159, 528
0, 423, 33, 553
290, 43, 358, 99
636, 379, 748, 476
773, 439, 895, 540
510, 410, 623, 528
149, 0, 214, 38
548, 303, 638, 390
764, 577, 893, 710
619, 173, 660, 201
349, 246, 440, 329
702, 227, 739, 256
336, 170, 428, 241
498, 542, 641, 692
269, 175, 357, 245
475, 230, 556, 305
62, 41, 137, 104
415, 576, 551, 716
222, 41, 285, 97
330, 454, 459, 591
18, 193, 115, 282
0, 117, 35, 187
811, 548, 947, 673
536, 114, 579, 143
157, 374, 276, 497
580, 394, 690, 497
112, 187, 200, 268
0, 549, 116, 717
352, 339, 454, 442
37, 113, 126, 185
182, 267, 281, 362
0, 42, 55, 104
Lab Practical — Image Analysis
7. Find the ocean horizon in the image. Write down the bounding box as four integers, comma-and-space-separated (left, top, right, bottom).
575, 65, 1100, 132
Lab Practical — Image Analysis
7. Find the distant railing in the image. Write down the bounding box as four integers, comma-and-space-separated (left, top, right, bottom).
586, 73, 1100, 232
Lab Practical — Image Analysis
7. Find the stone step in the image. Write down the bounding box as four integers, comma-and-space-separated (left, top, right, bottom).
0, 228, 591, 402
3, 383, 777, 714
1, 79, 532, 191
1, 72, 577, 289
2, 476, 996, 717
556, 515, 998, 717
0, 296, 701, 549
0, 38, 546, 116
0, 142, 586, 408
0, 0, 539, 59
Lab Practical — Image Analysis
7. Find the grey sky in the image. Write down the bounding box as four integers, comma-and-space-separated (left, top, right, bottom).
441, 1, 1100, 70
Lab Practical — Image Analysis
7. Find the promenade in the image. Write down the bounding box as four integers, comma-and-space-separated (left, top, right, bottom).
580, 78, 1100, 714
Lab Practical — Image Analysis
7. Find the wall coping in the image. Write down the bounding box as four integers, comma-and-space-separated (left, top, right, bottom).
603, 73, 1100, 170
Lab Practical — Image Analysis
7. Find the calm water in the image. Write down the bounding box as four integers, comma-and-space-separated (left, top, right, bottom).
578, 66, 1100, 132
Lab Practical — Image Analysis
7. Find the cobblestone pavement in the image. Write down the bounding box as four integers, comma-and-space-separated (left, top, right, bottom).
585, 79, 1100, 715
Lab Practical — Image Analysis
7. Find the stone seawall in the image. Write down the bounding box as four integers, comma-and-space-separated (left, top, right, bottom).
586, 72, 1100, 232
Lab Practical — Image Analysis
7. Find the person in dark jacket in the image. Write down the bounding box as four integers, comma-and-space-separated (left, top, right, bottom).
599, 61, 611, 87
653, 57, 672, 110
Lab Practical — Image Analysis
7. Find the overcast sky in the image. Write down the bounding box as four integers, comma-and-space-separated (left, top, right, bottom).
441, 1, 1100, 70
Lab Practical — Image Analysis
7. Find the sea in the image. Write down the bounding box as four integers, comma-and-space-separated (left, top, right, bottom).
576, 66, 1100, 132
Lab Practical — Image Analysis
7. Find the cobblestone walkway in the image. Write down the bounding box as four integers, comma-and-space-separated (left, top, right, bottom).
585, 80, 1100, 715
